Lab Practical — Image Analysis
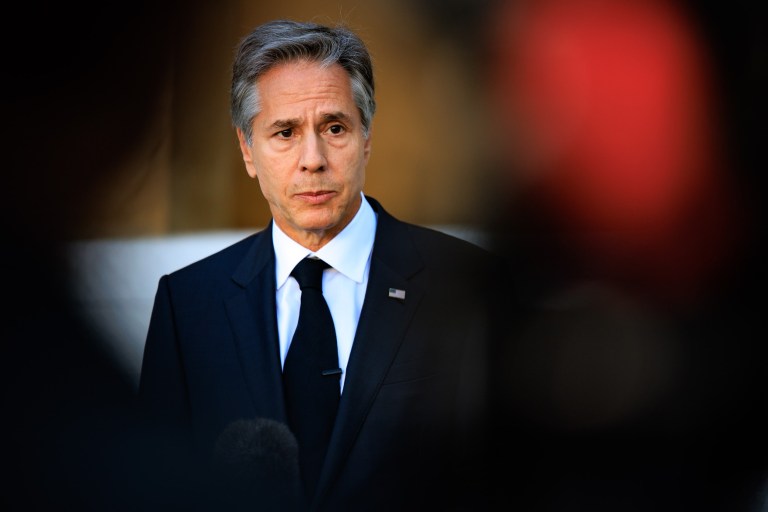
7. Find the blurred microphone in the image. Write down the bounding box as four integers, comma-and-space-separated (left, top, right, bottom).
212, 418, 305, 511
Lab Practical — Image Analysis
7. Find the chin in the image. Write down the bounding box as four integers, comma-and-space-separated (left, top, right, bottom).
297, 212, 341, 233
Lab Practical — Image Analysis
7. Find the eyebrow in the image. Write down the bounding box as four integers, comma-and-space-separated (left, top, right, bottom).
267, 112, 352, 131
269, 118, 300, 130
321, 112, 352, 123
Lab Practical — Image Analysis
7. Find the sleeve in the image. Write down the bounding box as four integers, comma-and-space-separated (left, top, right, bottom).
135, 276, 215, 506
137, 275, 191, 430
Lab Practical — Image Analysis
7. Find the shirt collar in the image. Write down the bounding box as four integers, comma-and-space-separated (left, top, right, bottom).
273, 193, 377, 289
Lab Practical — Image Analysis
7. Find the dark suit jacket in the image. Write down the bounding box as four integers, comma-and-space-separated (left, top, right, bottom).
138, 197, 499, 511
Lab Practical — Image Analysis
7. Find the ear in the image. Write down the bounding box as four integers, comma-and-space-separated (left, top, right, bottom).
236, 128, 258, 178
363, 126, 373, 164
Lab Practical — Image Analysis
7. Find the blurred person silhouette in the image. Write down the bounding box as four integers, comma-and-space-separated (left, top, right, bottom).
137, 18, 499, 512
2, 1, 219, 510
480, 0, 768, 510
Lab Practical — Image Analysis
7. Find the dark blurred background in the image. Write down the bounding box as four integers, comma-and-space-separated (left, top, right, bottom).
479, 1, 768, 511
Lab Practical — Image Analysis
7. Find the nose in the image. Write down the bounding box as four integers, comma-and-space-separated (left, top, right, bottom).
299, 132, 327, 172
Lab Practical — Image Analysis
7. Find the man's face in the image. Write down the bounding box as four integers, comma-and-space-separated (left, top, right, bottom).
238, 60, 372, 250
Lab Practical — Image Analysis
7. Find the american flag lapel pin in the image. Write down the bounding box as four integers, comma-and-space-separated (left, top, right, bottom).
388, 288, 406, 301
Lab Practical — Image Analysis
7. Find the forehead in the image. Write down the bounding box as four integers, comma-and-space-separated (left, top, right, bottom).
256, 60, 357, 115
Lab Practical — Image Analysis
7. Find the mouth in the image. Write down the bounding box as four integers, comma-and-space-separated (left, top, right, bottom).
294, 190, 336, 205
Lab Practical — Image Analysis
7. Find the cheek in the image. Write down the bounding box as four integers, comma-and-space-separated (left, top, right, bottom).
339, 145, 368, 179
260, 165, 301, 206
354, 163, 366, 187
254, 173, 271, 198
254, 153, 287, 188
356, 153, 368, 185
255, 144, 295, 169
255, 170, 281, 200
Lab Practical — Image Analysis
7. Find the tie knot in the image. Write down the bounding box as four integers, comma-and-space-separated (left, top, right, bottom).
291, 258, 330, 290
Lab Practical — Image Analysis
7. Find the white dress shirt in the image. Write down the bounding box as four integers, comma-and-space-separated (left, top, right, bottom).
272, 193, 377, 393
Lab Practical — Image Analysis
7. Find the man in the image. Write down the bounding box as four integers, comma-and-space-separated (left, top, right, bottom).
139, 19, 498, 511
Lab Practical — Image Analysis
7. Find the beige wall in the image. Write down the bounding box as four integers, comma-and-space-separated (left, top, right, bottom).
73, 0, 497, 239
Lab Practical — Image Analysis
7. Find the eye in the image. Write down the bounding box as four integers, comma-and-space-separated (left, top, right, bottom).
277, 128, 293, 138
328, 124, 345, 135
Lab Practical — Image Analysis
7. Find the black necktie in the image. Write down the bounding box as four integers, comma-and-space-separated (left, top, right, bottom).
283, 257, 341, 500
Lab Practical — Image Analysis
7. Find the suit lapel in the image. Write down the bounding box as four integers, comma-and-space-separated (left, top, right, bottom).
315, 198, 425, 502
224, 223, 288, 422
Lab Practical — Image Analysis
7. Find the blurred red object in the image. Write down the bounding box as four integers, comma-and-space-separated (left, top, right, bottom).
487, 0, 745, 304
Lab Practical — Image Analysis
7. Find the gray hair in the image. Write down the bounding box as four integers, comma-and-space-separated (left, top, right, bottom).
231, 19, 376, 145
